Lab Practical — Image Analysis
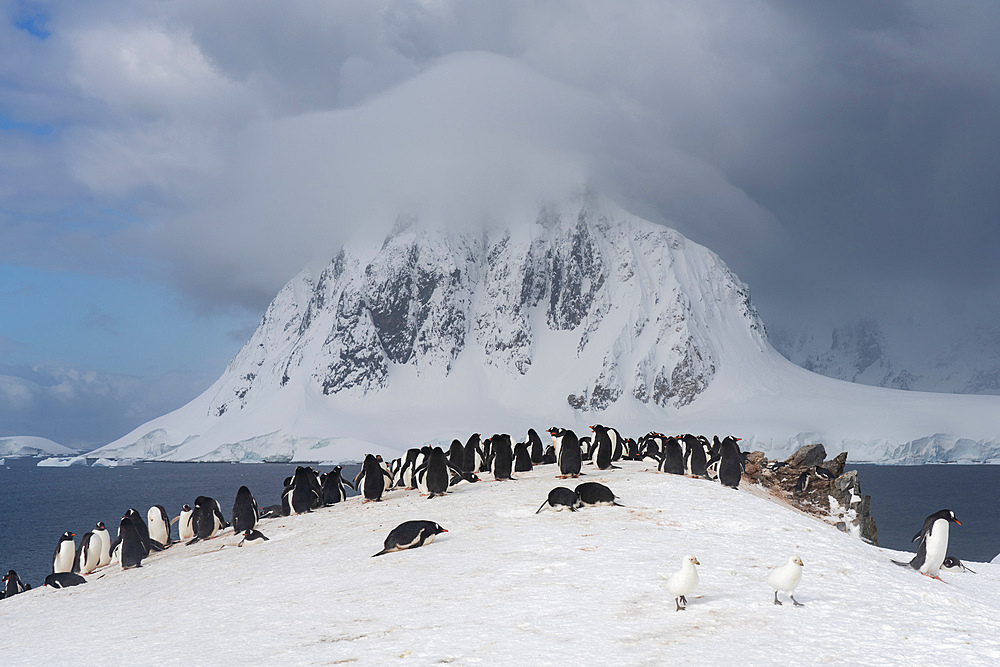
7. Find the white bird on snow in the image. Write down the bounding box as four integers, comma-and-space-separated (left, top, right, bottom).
666, 555, 700, 611
767, 555, 805, 606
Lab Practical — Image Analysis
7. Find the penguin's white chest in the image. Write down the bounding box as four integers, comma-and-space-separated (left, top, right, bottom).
921, 520, 950, 574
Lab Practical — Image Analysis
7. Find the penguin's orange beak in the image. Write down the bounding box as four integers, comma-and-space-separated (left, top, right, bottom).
440, 529, 449, 533
955, 520, 962, 525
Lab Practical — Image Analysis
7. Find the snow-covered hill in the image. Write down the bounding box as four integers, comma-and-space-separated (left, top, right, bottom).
772, 319, 1000, 395
89, 195, 1000, 464
1, 462, 998, 665
0, 436, 76, 458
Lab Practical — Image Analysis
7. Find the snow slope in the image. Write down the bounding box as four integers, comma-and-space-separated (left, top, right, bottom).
88, 195, 1000, 464
1, 461, 998, 665
0, 436, 76, 458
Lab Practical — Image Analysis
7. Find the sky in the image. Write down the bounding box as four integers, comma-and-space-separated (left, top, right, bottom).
1, 0, 999, 448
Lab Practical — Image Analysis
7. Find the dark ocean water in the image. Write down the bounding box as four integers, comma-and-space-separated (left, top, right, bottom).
0, 459, 360, 589
848, 464, 1000, 564
2, 460, 997, 591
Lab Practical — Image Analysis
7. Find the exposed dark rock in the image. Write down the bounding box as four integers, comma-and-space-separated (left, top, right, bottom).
822, 452, 848, 478
786, 444, 827, 469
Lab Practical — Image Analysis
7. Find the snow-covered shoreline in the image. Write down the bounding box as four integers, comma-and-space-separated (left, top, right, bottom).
2, 461, 998, 665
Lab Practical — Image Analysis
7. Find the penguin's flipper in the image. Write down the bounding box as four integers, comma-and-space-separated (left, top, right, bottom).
372, 548, 390, 558
186, 537, 202, 546
890, 559, 915, 568
149, 539, 167, 552
535, 500, 549, 514
344, 478, 355, 490
707, 454, 722, 466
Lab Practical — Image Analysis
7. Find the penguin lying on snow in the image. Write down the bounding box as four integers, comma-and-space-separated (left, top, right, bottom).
536, 487, 582, 513
941, 555, 976, 573
575, 482, 623, 507
238, 529, 270, 547
891, 509, 960, 581
44, 572, 87, 588
372, 521, 447, 557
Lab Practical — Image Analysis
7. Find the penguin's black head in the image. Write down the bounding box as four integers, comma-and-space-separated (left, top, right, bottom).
433, 523, 448, 535
182, 504, 191, 511
945, 510, 961, 525
96, 522, 105, 530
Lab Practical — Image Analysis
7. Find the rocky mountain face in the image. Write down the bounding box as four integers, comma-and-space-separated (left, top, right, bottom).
771, 320, 1000, 395
205, 199, 767, 421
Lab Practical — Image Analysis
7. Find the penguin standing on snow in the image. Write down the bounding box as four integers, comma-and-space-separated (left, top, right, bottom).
490, 434, 514, 481
892, 509, 961, 580
175, 504, 194, 541
463, 434, 484, 474
2, 570, 30, 597
372, 521, 448, 557
93, 521, 112, 567
715, 436, 744, 489
188, 496, 227, 543
354, 453, 394, 502
147, 505, 171, 548
72, 531, 102, 575
683, 434, 709, 478
512, 441, 533, 472
320, 466, 354, 505
447, 440, 465, 471
52, 532, 76, 573
111, 515, 146, 569
231, 485, 260, 533
282, 466, 322, 514
658, 436, 685, 475
123, 508, 159, 555
527, 428, 545, 464
418, 446, 455, 499
589, 425, 618, 470
549, 427, 582, 478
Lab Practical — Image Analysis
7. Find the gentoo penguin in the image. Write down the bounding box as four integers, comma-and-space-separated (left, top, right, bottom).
353, 453, 394, 503
73, 531, 102, 575
52, 531, 76, 573
589, 425, 618, 470
175, 504, 194, 541
398, 448, 422, 489
282, 466, 323, 514
123, 508, 159, 555
111, 515, 146, 569
44, 572, 87, 588
93, 521, 112, 567
666, 555, 700, 611
147, 505, 171, 548
418, 446, 455, 499
490, 434, 514, 481
231, 485, 260, 533
320, 466, 354, 505
941, 555, 976, 573
512, 441, 533, 472
527, 428, 545, 464
658, 436, 685, 475
716, 436, 744, 489
683, 434, 709, 477
372, 520, 447, 557
767, 555, 804, 606
448, 439, 465, 471
575, 482, 623, 507
189, 496, 227, 543
463, 433, 484, 473
238, 529, 270, 547
536, 487, 582, 513
2, 570, 30, 597
542, 445, 557, 465
548, 427, 582, 478
891, 509, 961, 580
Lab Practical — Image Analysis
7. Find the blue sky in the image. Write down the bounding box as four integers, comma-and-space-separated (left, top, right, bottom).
2, 0, 999, 448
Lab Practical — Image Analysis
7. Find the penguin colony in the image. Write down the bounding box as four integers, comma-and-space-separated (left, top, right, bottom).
0, 425, 969, 609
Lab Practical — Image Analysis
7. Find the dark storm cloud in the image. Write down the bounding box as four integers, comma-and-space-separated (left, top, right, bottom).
2, 0, 998, 326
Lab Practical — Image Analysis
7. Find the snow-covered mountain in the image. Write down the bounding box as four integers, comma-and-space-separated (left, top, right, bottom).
0, 435, 76, 458
771, 319, 1000, 395
89, 196, 1000, 464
